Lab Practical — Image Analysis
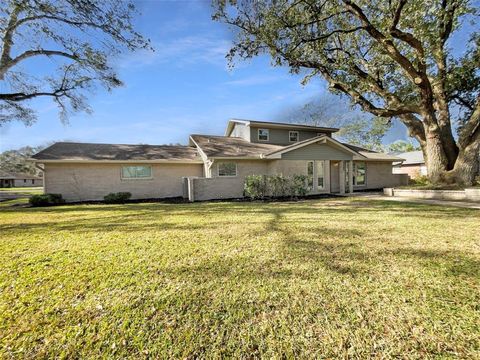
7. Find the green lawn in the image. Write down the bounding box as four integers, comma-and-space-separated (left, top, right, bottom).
0, 198, 479, 358
0, 187, 43, 194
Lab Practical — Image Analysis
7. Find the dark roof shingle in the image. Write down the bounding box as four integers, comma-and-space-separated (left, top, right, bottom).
190, 135, 283, 158
32, 142, 201, 162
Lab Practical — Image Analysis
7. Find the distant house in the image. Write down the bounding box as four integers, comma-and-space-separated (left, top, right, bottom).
32, 119, 408, 202
392, 151, 426, 178
0, 170, 43, 188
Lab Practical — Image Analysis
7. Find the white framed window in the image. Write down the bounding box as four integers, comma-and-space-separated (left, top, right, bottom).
306, 161, 314, 190
316, 160, 324, 189
289, 131, 299, 142
218, 162, 237, 177
353, 162, 366, 186
258, 128, 269, 141
121, 165, 152, 179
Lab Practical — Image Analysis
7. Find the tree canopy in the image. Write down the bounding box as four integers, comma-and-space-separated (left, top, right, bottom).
0, 0, 151, 125
214, 0, 480, 184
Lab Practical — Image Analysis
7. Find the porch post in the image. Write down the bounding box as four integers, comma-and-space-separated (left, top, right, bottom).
324, 160, 331, 193
339, 160, 345, 195
348, 160, 354, 194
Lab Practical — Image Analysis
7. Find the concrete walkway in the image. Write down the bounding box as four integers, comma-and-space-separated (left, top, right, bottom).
351, 192, 480, 209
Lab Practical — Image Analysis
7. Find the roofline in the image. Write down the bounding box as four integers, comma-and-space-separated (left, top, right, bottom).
188, 135, 210, 162
264, 135, 366, 159
210, 156, 263, 160
225, 118, 340, 136
31, 159, 204, 164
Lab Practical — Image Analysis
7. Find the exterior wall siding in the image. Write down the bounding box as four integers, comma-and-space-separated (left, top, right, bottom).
230, 123, 250, 141
249, 127, 327, 145
13, 179, 43, 187
362, 162, 408, 189
44, 163, 203, 202
281, 143, 353, 161
393, 164, 427, 178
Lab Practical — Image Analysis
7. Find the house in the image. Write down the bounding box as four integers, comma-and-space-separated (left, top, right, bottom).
31, 119, 407, 202
392, 151, 427, 178
0, 170, 43, 188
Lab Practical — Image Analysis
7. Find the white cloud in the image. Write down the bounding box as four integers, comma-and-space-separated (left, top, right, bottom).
117, 35, 232, 69
223, 74, 287, 87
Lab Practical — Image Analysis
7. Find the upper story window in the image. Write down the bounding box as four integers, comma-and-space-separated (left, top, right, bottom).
258, 128, 269, 141
289, 131, 299, 142
121, 165, 152, 179
218, 162, 237, 177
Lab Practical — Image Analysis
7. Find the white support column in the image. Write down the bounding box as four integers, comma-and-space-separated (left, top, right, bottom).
348, 160, 354, 194
339, 160, 345, 195
324, 160, 331, 193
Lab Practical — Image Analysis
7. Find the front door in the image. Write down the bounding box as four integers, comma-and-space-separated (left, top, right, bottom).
307, 160, 326, 194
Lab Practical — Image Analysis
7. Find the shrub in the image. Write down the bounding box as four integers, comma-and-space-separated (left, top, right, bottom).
103, 192, 132, 204
474, 176, 480, 187
244, 175, 268, 199
409, 175, 430, 186
29, 193, 65, 207
244, 174, 308, 200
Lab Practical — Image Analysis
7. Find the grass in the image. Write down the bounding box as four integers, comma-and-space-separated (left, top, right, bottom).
0, 187, 43, 194
0, 198, 479, 358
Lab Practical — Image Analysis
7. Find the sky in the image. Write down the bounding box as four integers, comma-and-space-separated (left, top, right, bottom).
0, 0, 457, 151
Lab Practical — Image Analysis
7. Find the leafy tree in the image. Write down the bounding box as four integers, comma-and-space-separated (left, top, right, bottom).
213, 0, 480, 185
387, 140, 421, 153
280, 95, 391, 150
0, 144, 50, 175
0, 0, 151, 125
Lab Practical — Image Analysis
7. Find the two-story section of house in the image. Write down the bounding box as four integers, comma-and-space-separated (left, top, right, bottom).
32, 118, 407, 202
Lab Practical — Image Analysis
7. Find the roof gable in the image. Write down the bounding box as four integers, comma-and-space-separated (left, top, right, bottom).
265, 136, 364, 159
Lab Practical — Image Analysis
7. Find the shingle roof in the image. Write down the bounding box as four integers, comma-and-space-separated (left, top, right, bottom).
225, 118, 339, 136
31, 142, 201, 162
343, 143, 405, 161
393, 150, 424, 165
190, 135, 283, 158
0, 170, 15, 179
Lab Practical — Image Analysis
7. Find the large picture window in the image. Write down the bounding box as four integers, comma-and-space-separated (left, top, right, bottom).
353, 162, 366, 186
218, 162, 237, 177
121, 165, 152, 179
258, 128, 269, 141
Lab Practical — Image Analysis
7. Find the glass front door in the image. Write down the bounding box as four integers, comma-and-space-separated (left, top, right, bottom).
307, 160, 326, 194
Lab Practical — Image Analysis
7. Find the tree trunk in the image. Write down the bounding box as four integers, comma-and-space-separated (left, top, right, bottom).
422, 128, 450, 182
449, 142, 480, 186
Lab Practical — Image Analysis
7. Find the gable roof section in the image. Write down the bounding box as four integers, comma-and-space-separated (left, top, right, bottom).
343, 143, 405, 162
225, 119, 339, 137
31, 142, 202, 163
392, 150, 423, 165
190, 134, 283, 159
264, 135, 364, 159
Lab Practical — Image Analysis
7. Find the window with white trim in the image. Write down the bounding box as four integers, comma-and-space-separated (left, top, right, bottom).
316, 160, 324, 189
258, 128, 269, 141
353, 162, 366, 185
289, 131, 299, 142
218, 162, 237, 177
121, 165, 152, 179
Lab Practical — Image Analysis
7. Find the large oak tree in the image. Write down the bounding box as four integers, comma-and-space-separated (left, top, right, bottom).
213, 0, 480, 185
0, 0, 151, 125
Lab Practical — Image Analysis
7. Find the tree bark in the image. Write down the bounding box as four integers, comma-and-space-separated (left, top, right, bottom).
449, 142, 480, 185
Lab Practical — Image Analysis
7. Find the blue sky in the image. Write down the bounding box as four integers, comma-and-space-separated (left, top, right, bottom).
0, 1, 431, 151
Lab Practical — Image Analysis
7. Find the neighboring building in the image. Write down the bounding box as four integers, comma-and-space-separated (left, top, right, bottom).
392, 151, 427, 178
0, 170, 43, 188
31, 119, 407, 202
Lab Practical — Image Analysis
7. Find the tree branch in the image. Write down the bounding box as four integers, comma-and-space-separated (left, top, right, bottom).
0, 50, 80, 79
